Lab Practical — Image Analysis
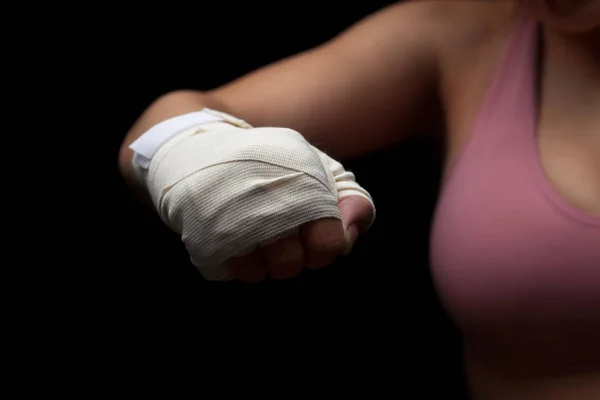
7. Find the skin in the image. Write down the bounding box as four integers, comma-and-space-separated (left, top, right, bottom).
119, 1, 599, 397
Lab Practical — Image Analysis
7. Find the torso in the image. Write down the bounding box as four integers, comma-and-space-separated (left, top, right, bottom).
433, 3, 600, 399
441, 4, 600, 215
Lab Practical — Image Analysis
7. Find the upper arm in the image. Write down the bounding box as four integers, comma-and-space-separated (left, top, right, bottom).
208, 0, 445, 160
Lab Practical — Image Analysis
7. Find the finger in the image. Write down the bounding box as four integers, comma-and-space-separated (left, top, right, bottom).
338, 195, 374, 250
261, 234, 305, 280
300, 218, 345, 269
228, 249, 267, 283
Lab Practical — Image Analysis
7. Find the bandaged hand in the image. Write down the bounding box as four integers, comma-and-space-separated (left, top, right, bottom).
129, 109, 375, 282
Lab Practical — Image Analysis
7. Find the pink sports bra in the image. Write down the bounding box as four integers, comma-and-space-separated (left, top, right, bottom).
430, 15, 600, 373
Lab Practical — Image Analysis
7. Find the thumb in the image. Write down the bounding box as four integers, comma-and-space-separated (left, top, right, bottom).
338, 195, 375, 251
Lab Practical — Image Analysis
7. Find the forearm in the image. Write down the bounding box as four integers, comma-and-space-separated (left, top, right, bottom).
119, 1, 445, 200
118, 90, 230, 201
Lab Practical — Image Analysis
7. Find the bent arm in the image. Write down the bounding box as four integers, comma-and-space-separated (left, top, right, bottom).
119, 0, 443, 194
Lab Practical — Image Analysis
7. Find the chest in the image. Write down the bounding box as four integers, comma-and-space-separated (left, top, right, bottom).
431, 19, 600, 352
441, 25, 600, 217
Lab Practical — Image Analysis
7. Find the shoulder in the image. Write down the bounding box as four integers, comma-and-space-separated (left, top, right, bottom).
371, 0, 518, 45
356, 1, 521, 88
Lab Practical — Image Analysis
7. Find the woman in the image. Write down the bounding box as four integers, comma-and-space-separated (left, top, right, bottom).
119, 0, 599, 398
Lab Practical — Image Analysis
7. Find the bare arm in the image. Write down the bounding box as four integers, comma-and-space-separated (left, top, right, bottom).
119, 0, 444, 192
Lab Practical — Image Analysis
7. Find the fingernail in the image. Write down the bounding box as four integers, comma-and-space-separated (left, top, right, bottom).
345, 224, 359, 251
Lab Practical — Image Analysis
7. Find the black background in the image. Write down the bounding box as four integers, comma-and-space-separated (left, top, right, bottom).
42, 1, 468, 395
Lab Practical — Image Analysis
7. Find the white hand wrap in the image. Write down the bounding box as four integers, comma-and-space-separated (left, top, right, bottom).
130, 109, 374, 281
